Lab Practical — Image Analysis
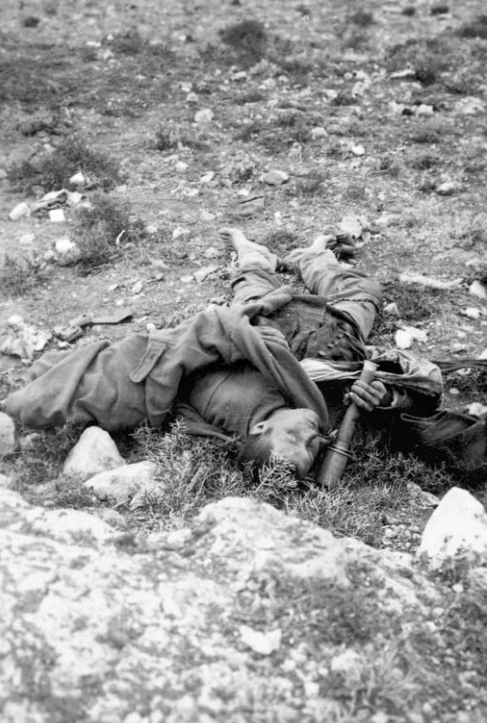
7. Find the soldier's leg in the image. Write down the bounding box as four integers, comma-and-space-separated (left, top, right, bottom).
220, 227, 282, 305
284, 235, 382, 340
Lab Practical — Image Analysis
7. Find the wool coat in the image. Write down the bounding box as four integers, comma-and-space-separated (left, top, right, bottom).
4, 290, 330, 433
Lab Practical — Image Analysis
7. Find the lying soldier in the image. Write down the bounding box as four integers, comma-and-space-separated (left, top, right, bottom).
3, 228, 484, 478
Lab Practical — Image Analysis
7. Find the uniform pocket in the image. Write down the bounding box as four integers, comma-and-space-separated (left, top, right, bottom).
129, 338, 168, 383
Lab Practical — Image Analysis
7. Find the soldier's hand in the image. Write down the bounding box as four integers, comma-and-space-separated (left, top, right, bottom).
257, 325, 290, 350
348, 380, 388, 412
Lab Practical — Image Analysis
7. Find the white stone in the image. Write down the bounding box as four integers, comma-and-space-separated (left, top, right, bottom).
239, 625, 281, 655
390, 68, 416, 80
172, 226, 190, 240
49, 208, 66, 223
389, 101, 406, 115
131, 280, 144, 294
66, 191, 83, 206
415, 104, 434, 117
200, 209, 216, 222
83, 460, 159, 504
384, 302, 400, 316
339, 213, 363, 239
395, 329, 413, 349
0, 412, 16, 458
351, 144, 365, 156
406, 482, 439, 508
465, 402, 487, 417
310, 126, 327, 139
401, 326, 428, 343
19, 233, 36, 246
469, 280, 487, 301
454, 97, 484, 116
194, 108, 213, 125
69, 171, 86, 185
55, 237, 76, 254
8, 201, 30, 221
63, 427, 126, 481
260, 170, 289, 186
461, 307, 481, 320
417, 487, 487, 567
436, 181, 460, 196
330, 649, 363, 684
200, 171, 215, 184
194, 264, 218, 283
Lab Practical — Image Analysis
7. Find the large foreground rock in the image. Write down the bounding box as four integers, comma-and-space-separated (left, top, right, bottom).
1, 489, 486, 722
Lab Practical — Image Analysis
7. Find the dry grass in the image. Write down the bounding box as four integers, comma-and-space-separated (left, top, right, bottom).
0, 254, 51, 297
73, 192, 147, 267
5, 421, 455, 546
7, 135, 124, 193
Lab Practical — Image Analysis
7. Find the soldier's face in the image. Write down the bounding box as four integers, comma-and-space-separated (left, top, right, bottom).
261, 408, 322, 478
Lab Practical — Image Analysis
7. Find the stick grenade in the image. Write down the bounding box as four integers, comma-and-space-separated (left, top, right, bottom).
317, 360, 379, 488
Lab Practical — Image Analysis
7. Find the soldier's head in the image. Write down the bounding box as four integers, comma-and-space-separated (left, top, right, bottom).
239, 407, 322, 478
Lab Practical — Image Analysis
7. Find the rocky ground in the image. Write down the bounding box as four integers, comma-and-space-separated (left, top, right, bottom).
1, 0, 487, 719
3, 485, 487, 723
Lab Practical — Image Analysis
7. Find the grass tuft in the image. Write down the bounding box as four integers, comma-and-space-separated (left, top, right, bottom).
8, 136, 123, 194
292, 170, 328, 196
261, 228, 300, 255
154, 126, 180, 151
349, 10, 375, 27
22, 16, 41, 28
234, 89, 266, 105
409, 128, 441, 144
457, 15, 487, 40
0, 254, 50, 297
386, 280, 448, 321
108, 30, 145, 56
387, 38, 451, 83
122, 423, 455, 544
73, 193, 147, 267
430, 4, 450, 15
154, 125, 209, 152
219, 20, 268, 64
410, 153, 440, 170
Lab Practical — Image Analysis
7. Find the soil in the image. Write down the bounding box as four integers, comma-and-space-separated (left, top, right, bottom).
1, 0, 487, 531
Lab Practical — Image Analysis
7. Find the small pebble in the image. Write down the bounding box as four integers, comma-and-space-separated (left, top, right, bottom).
260, 170, 289, 186
194, 108, 213, 124
49, 208, 65, 223
436, 181, 461, 196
